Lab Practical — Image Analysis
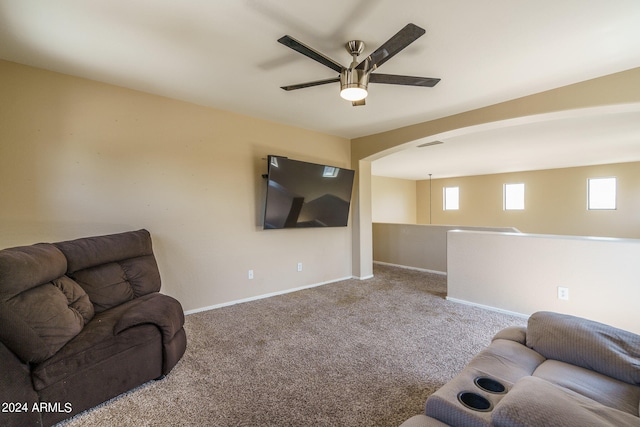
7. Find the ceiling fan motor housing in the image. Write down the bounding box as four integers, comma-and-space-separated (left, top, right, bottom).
340, 68, 369, 101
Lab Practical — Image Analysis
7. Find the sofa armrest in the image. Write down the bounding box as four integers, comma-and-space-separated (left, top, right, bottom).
492, 326, 526, 345
0, 341, 41, 427
113, 293, 185, 342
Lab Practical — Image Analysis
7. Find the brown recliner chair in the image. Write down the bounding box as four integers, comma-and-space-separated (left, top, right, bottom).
0, 229, 187, 427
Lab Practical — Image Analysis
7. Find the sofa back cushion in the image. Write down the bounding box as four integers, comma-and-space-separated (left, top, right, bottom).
526, 311, 640, 385
54, 229, 161, 312
0, 243, 94, 363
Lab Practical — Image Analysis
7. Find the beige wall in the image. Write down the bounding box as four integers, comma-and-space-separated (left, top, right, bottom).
351, 159, 373, 279
371, 176, 416, 224
351, 68, 640, 279
448, 230, 640, 334
415, 162, 640, 239
0, 60, 353, 312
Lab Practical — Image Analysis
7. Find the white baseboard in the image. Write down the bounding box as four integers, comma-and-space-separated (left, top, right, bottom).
184, 276, 353, 315
373, 260, 447, 276
445, 297, 529, 319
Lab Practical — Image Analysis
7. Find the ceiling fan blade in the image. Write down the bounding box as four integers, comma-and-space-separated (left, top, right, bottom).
369, 73, 440, 87
278, 35, 344, 73
357, 23, 426, 70
352, 99, 366, 107
280, 77, 340, 91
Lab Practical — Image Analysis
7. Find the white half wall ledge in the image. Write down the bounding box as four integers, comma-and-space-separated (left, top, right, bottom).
447, 229, 640, 335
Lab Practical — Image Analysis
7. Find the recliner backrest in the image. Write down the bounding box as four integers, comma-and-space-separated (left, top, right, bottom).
526, 311, 640, 385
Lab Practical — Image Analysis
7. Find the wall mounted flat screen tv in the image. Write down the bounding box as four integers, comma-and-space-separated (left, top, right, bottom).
263, 156, 355, 229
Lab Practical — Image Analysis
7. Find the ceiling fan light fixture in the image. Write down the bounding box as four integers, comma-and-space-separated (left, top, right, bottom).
340, 68, 369, 101
340, 86, 368, 101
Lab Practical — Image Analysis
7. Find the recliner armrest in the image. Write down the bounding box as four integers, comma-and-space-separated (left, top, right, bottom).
492, 326, 526, 344
113, 293, 185, 342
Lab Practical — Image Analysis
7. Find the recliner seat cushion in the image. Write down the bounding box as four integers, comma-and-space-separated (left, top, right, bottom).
533, 359, 640, 416
0, 244, 94, 363
492, 375, 639, 427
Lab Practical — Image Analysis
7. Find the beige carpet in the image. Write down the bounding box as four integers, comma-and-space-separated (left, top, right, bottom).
58, 264, 526, 427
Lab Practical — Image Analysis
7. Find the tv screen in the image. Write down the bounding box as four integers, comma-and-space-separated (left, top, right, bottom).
263, 156, 355, 229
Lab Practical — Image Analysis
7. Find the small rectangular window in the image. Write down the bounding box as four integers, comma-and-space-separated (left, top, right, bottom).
504, 183, 525, 210
322, 166, 339, 178
588, 177, 616, 210
443, 186, 459, 210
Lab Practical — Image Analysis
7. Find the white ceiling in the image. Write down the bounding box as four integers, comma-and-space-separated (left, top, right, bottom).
372, 105, 640, 179
1, 0, 640, 179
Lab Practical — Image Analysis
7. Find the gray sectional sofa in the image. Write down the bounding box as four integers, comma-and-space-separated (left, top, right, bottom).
402, 311, 640, 426
0, 229, 187, 427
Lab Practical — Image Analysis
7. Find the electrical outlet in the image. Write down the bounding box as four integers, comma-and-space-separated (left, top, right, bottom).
297, 262, 303, 272
248, 269, 254, 280
557, 286, 569, 300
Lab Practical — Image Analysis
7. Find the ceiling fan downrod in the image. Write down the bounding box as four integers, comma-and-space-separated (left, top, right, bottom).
340, 40, 373, 102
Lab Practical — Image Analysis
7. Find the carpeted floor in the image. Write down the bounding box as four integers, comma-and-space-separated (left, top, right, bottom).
58, 264, 526, 427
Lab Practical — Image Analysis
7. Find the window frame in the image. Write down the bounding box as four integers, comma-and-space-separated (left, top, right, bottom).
503, 183, 525, 211
443, 186, 460, 211
587, 177, 617, 210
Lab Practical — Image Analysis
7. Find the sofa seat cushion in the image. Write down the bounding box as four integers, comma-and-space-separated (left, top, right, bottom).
533, 359, 640, 416
32, 299, 161, 391
0, 243, 94, 363
526, 311, 640, 385
492, 376, 639, 427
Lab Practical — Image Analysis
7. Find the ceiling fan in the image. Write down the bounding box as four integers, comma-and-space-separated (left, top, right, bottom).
278, 23, 440, 106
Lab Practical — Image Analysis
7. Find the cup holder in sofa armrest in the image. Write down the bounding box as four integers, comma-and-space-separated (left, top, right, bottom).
457, 392, 492, 412
474, 376, 506, 394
